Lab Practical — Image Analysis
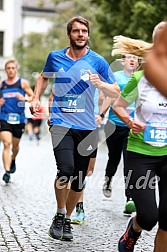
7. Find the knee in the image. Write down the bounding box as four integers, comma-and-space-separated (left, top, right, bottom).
56, 165, 74, 182
71, 179, 85, 192
71, 173, 86, 192
12, 144, 19, 152
3, 140, 11, 149
137, 211, 158, 231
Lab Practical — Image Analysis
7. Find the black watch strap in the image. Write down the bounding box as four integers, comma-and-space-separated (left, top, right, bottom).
100, 113, 105, 118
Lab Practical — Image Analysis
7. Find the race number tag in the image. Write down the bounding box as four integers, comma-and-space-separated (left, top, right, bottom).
80, 69, 89, 81
7, 113, 20, 124
144, 122, 167, 147
61, 94, 86, 112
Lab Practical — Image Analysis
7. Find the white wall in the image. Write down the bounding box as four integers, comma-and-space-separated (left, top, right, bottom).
0, 0, 22, 77
0, 0, 54, 77
22, 15, 53, 34
0, 0, 22, 58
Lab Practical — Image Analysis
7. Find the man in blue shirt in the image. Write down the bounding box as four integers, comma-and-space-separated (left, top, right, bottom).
30, 16, 119, 241
0, 60, 33, 183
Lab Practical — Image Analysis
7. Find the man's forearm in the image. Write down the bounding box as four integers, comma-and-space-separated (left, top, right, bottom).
99, 82, 120, 98
33, 73, 49, 100
100, 96, 112, 115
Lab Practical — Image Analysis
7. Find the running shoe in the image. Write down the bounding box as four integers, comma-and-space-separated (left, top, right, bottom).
48, 213, 65, 240
102, 178, 112, 198
62, 218, 73, 241
123, 209, 133, 217
118, 217, 141, 252
10, 160, 16, 174
71, 209, 85, 224
123, 198, 136, 216
2, 172, 10, 184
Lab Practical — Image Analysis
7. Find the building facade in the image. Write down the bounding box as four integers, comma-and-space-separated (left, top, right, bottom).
0, 0, 55, 78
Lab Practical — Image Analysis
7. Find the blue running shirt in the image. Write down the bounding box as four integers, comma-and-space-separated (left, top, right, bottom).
108, 70, 134, 126
0, 78, 26, 123
43, 47, 116, 130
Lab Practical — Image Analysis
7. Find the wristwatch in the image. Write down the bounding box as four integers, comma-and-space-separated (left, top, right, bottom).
127, 117, 134, 127
100, 113, 105, 119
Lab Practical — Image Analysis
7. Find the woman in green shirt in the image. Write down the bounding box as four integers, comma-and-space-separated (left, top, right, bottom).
113, 21, 167, 252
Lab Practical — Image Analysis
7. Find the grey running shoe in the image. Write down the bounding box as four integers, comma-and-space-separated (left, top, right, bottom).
62, 218, 73, 241
102, 179, 112, 198
2, 172, 10, 184
48, 213, 65, 240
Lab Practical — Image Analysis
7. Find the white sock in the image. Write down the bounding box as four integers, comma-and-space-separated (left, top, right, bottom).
57, 208, 66, 215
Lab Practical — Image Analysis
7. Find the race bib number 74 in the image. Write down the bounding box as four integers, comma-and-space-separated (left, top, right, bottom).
61, 93, 86, 113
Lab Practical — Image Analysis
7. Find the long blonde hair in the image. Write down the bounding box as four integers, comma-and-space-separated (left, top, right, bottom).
111, 35, 152, 58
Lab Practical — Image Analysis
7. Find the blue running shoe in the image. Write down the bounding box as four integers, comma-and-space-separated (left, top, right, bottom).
71, 209, 85, 224
118, 218, 141, 252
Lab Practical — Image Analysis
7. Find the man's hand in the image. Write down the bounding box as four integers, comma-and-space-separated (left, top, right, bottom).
30, 99, 41, 116
95, 114, 102, 125
88, 70, 102, 88
0, 98, 5, 107
88, 70, 120, 98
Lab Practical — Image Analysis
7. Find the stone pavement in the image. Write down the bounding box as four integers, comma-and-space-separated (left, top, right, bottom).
0, 132, 157, 252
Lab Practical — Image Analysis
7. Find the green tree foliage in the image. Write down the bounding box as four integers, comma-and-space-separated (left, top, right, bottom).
47, 0, 111, 60
90, 0, 167, 43
13, 0, 113, 83
14, 0, 167, 87
13, 32, 56, 89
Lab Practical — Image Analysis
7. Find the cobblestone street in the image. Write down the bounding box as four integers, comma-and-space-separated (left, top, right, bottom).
0, 132, 157, 252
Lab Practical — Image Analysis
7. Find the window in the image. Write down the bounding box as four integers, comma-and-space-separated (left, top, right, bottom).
0, 32, 4, 56
0, 0, 3, 10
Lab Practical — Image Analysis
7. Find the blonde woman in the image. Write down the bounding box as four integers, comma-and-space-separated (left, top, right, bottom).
112, 21, 167, 252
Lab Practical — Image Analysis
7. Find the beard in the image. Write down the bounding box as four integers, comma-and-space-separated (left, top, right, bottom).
70, 37, 88, 50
